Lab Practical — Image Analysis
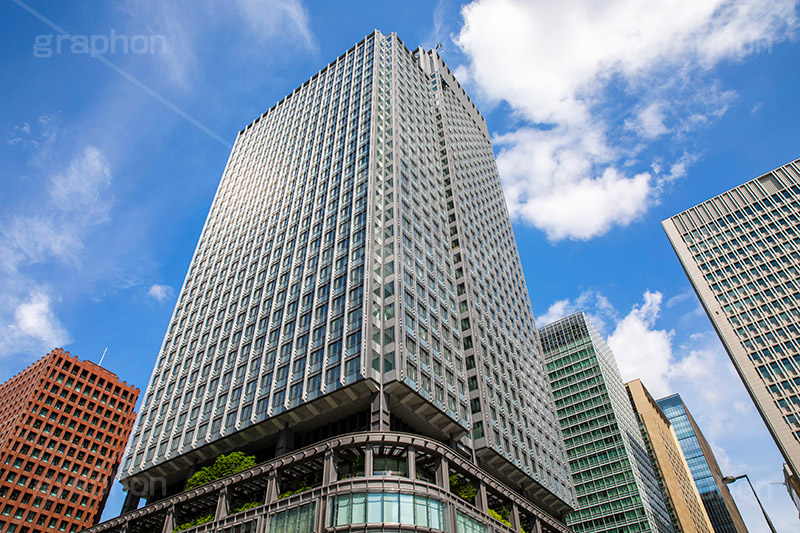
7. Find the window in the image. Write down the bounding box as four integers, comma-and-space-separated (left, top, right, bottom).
270, 503, 314, 533
332, 493, 443, 530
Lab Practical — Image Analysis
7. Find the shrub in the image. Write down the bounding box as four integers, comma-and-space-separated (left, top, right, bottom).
230, 500, 261, 514
278, 475, 315, 498
488, 508, 511, 528
339, 454, 364, 479
278, 485, 312, 498
186, 452, 257, 490
449, 474, 478, 502
173, 514, 213, 532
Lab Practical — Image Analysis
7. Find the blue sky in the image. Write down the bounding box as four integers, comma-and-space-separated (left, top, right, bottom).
1, 0, 799, 529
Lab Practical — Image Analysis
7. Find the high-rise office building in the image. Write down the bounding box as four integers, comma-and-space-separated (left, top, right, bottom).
94, 31, 575, 533
625, 379, 714, 533
540, 312, 673, 533
656, 395, 747, 533
0, 348, 139, 533
662, 158, 800, 484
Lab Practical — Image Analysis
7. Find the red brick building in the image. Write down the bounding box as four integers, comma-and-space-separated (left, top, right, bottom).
0, 349, 139, 533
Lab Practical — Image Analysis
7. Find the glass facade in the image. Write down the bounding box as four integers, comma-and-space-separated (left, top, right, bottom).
457, 511, 487, 533
540, 313, 673, 533
270, 503, 315, 533
332, 493, 444, 530
663, 159, 800, 484
625, 380, 713, 533
657, 395, 746, 533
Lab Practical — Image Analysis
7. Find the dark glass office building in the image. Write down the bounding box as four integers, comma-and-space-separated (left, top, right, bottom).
656, 395, 747, 533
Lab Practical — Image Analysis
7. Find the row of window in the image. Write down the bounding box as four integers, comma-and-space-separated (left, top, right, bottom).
127, 36, 381, 472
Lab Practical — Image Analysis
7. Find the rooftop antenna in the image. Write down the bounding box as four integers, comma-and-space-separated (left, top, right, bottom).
99, 346, 108, 366
435, 42, 444, 53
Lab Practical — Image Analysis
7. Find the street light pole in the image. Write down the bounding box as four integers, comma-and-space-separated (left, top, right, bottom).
723, 474, 778, 533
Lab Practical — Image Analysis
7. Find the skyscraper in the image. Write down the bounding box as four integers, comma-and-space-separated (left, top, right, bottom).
656, 395, 747, 533
540, 312, 673, 533
100, 31, 575, 533
625, 379, 714, 533
662, 158, 800, 485
0, 348, 139, 533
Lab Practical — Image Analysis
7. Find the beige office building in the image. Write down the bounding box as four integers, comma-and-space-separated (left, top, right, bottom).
626, 380, 714, 533
662, 158, 800, 484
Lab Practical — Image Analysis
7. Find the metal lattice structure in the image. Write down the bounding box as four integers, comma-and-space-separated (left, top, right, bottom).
87, 432, 570, 533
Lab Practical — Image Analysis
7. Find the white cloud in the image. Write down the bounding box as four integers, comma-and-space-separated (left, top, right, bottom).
608, 291, 675, 396
0, 144, 113, 359
422, 0, 450, 50
8, 291, 71, 351
666, 288, 695, 308
536, 299, 573, 325
536, 299, 574, 328
536, 289, 618, 333
48, 146, 112, 221
455, 0, 798, 240
6, 115, 58, 158
147, 284, 174, 303
2, 146, 112, 270
604, 290, 744, 403
628, 103, 670, 139
496, 126, 654, 241
236, 0, 315, 49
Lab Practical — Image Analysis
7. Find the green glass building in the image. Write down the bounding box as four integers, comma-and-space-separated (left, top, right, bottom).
540, 312, 673, 533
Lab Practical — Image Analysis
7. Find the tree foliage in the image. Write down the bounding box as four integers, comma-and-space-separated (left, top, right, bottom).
186, 452, 257, 490
449, 473, 478, 502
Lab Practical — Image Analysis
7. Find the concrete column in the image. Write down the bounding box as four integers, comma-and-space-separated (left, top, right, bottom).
435, 456, 450, 490
510, 502, 521, 532
370, 390, 390, 431
215, 486, 229, 520
448, 435, 459, 450
534, 517, 543, 533
448, 503, 459, 533
185, 461, 199, 487
255, 515, 266, 533
364, 445, 374, 477
276, 426, 295, 456
161, 505, 176, 533
407, 446, 416, 480
314, 494, 326, 532
121, 491, 140, 514
322, 446, 338, 486
476, 481, 488, 512
265, 468, 279, 505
